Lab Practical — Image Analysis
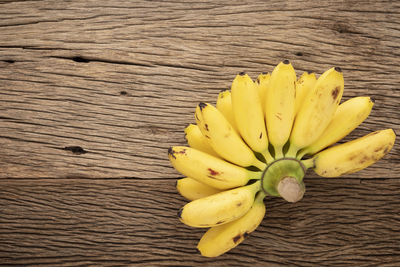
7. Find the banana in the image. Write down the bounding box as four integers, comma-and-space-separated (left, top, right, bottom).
195, 103, 266, 170
295, 72, 317, 115
178, 181, 260, 228
287, 67, 344, 157
313, 129, 395, 177
184, 124, 219, 157
265, 60, 297, 158
168, 146, 262, 190
255, 72, 270, 113
197, 191, 266, 257
231, 73, 273, 163
168, 61, 396, 257
216, 90, 239, 133
176, 177, 222, 201
298, 97, 373, 158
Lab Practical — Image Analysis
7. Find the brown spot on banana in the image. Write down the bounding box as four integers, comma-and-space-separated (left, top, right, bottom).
384, 146, 390, 154
199, 102, 207, 110
331, 86, 340, 100
233, 234, 243, 244
259, 132, 262, 139
204, 124, 209, 131
168, 147, 176, 159
208, 168, 220, 176
177, 208, 183, 218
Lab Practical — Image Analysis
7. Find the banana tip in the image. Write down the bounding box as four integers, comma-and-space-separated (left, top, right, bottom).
198, 102, 207, 110
334, 66, 342, 72
177, 208, 183, 218
283, 59, 290, 64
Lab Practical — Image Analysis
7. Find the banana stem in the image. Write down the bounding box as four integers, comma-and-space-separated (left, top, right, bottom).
254, 190, 266, 202
285, 144, 298, 158
253, 159, 267, 171
301, 158, 315, 169
262, 149, 274, 164
277, 177, 305, 203
261, 158, 306, 203
296, 149, 307, 160
274, 146, 284, 159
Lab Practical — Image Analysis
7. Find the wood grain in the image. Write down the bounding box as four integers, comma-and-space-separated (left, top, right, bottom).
0, 0, 399, 265
1, 178, 400, 266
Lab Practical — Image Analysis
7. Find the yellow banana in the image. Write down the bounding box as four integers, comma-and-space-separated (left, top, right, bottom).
255, 72, 270, 113
288, 67, 344, 157
312, 129, 395, 177
295, 72, 317, 115
178, 181, 260, 228
196, 103, 266, 170
197, 191, 266, 257
176, 177, 222, 201
168, 146, 262, 190
184, 124, 219, 157
216, 90, 239, 133
265, 60, 297, 158
231, 73, 273, 163
298, 97, 373, 158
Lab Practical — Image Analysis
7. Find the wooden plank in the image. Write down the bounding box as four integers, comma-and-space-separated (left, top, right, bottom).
0, 0, 399, 179
0, 0, 399, 265
0, 178, 399, 266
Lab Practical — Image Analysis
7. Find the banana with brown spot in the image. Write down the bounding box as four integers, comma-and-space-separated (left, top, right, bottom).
265, 60, 297, 158
197, 191, 266, 257
168, 146, 262, 190
287, 67, 344, 157
196, 103, 266, 170
178, 181, 260, 228
298, 96, 374, 158
313, 129, 395, 177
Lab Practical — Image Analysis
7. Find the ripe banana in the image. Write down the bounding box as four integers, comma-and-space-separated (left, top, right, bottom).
176, 177, 222, 201
255, 72, 270, 113
313, 129, 395, 177
265, 60, 297, 158
178, 181, 260, 228
195, 103, 266, 170
168, 146, 262, 190
216, 90, 239, 133
295, 72, 317, 116
231, 73, 273, 163
167, 61, 396, 257
197, 191, 266, 257
184, 124, 219, 157
288, 67, 344, 157
298, 97, 373, 158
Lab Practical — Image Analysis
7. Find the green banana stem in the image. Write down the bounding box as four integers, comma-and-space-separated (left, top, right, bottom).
262, 149, 275, 164
296, 149, 307, 160
261, 158, 306, 203
301, 158, 315, 169
253, 159, 267, 171
285, 144, 298, 158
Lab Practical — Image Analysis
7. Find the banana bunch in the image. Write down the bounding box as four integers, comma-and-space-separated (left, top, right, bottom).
168, 61, 396, 257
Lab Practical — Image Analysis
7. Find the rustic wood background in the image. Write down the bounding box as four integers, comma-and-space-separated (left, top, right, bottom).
1, 0, 399, 266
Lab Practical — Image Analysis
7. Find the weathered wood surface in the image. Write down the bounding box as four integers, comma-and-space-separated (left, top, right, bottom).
0, 0, 399, 265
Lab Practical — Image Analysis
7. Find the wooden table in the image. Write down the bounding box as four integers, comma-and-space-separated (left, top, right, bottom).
1, 0, 399, 266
